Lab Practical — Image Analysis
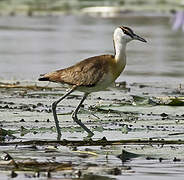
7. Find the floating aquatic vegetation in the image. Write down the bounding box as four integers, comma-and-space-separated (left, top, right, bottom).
155, 96, 184, 106
1, 80, 184, 179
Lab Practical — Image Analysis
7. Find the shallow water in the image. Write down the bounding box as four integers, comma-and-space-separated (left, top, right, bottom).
0, 14, 183, 83
1, 14, 184, 180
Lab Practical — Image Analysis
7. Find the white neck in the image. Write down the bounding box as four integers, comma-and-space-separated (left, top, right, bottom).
113, 28, 127, 65
114, 39, 126, 62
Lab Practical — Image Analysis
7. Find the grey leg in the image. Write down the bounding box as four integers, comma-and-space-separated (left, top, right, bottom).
72, 93, 94, 137
52, 87, 76, 140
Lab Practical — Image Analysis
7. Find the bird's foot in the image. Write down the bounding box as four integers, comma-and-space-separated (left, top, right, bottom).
57, 133, 62, 141
83, 131, 94, 141
88, 131, 94, 137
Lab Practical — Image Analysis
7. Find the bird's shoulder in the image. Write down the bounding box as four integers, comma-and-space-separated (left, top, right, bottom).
62, 54, 115, 86
75, 54, 115, 66
54, 54, 115, 86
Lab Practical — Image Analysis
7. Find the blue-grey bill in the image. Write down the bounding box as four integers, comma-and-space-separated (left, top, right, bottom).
133, 34, 147, 42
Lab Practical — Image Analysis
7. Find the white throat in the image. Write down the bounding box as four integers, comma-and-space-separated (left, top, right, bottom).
113, 28, 128, 64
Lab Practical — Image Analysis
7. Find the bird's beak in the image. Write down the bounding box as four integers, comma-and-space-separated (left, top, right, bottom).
133, 34, 147, 43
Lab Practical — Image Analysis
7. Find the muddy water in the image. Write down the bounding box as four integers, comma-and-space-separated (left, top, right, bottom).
0, 15, 183, 83
1, 14, 184, 180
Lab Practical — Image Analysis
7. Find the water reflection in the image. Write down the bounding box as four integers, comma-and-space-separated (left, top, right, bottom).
172, 11, 184, 31
0, 15, 183, 83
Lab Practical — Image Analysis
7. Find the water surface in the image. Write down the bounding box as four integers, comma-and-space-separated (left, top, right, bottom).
0, 14, 183, 84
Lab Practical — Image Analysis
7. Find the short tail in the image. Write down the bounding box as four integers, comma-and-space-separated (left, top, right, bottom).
38, 73, 50, 81
38, 71, 58, 82
38, 77, 49, 81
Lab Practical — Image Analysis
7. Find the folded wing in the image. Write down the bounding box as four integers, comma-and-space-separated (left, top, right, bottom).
39, 55, 114, 87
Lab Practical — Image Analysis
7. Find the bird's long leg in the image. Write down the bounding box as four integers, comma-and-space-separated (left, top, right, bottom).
72, 93, 94, 137
52, 86, 76, 140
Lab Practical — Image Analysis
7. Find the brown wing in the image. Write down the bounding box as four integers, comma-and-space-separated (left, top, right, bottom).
40, 55, 114, 87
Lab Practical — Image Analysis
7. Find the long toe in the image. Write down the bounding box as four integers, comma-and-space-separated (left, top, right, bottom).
88, 131, 94, 137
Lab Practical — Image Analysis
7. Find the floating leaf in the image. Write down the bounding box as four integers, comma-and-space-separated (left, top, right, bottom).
156, 97, 184, 106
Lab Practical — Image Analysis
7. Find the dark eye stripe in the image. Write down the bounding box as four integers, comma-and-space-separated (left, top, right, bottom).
125, 30, 134, 38
120, 27, 133, 38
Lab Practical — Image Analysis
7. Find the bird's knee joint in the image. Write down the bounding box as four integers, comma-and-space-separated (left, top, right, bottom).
52, 102, 57, 109
72, 113, 76, 119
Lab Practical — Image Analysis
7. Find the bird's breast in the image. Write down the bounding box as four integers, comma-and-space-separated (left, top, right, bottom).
77, 72, 114, 93
109, 58, 126, 81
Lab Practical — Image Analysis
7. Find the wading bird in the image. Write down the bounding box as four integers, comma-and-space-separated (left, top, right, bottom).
39, 26, 147, 140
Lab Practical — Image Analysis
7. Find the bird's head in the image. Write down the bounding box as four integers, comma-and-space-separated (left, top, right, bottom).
114, 26, 147, 44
